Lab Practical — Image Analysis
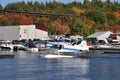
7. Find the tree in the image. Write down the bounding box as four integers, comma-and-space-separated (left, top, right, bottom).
68, 16, 84, 35
7, 14, 32, 25
85, 10, 105, 24
106, 13, 116, 25
33, 1, 40, 12
0, 19, 11, 26
72, 7, 85, 17
103, 0, 115, 11
91, 0, 103, 8
0, 4, 3, 10
83, 0, 91, 9
2, 0, 120, 37
5, 1, 26, 11
52, 17, 71, 35
61, 25, 71, 34
47, 20, 54, 35
26, 1, 34, 12
52, 18, 62, 34
114, 11, 120, 20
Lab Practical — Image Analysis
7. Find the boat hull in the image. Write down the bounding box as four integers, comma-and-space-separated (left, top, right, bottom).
0, 46, 11, 50
25, 48, 39, 52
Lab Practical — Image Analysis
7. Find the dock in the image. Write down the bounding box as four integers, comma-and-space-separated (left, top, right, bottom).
0, 53, 14, 58
89, 47, 120, 54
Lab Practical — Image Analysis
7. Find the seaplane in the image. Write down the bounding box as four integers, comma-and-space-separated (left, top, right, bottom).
40, 39, 90, 58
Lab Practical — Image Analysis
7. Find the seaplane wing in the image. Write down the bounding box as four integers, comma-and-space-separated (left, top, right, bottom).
46, 41, 71, 49
48, 41, 69, 45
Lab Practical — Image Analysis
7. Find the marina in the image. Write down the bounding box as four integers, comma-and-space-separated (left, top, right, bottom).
1, 0, 120, 79
0, 33, 120, 80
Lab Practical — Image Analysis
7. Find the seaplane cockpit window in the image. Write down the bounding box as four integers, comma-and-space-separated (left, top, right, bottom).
76, 40, 82, 45
65, 39, 70, 42
64, 38, 71, 42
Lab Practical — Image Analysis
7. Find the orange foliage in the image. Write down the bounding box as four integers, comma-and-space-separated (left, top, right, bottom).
0, 14, 7, 20
60, 25, 71, 34
113, 11, 120, 19
104, 12, 112, 16
85, 24, 90, 28
109, 25, 120, 32
43, 17, 49, 21
53, 18, 70, 34
32, 17, 41, 23
19, 14, 32, 25
56, 18, 61, 23
7, 14, 33, 25
53, 20, 61, 32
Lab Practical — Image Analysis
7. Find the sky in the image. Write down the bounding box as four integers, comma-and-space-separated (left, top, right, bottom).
1, 0, 83, 7
0, 0, 118, 7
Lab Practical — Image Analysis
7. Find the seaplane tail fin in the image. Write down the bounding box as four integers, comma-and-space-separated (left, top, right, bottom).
79, 40, 87, 47
79, 40, 89, 51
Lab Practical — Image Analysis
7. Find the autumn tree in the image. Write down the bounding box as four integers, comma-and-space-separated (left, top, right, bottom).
106, 13, 116, 25
7, 14, 32, 25
91, 0, 103, 8
85, 10, 105, 24
72, 7, 85, 17
5, 1, 26, 11
113, 11, 120, 21
2, 0, 120, 37
0, 19, 11, 26
0, 14, 11, 26
83, 0, 91, 9
47, 20, 54, 35
0, 4, 3, 10
52, 18, 62, 34
52, 18, 70, 35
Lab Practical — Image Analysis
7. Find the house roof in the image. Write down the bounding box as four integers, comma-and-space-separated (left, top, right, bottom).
87, 31, 113, 40
35, 24, 47, 31
117, 32, 120, 34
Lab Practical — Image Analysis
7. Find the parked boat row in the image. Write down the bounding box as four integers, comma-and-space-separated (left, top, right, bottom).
1, 32, 120, 59
0, 39, 41, 52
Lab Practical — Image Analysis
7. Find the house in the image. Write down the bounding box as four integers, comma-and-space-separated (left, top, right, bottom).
0, 25, 48, 41
87, 31, 116, 44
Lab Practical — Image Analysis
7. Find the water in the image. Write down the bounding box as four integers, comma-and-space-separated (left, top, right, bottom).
0, 51, 120, 80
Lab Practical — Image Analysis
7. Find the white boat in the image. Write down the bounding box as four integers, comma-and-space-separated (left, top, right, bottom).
24, 39, 39, 52
90, 44, 113, 48
0, 40, 25, 51
0, 40, 39, 52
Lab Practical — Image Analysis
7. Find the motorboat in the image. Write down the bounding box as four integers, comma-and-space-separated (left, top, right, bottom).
0, 39, 39, 52
24, 39, 39, 52
0, 40, 25, 51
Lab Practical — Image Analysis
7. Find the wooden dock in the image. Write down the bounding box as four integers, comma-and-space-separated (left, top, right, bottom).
89, 47, 120, 54
0, 53, 14, 58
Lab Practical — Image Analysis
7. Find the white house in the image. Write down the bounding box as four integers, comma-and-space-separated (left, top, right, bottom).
88, 31, 112, 40
88, 31, 120, 44
0, 25, 48, 40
